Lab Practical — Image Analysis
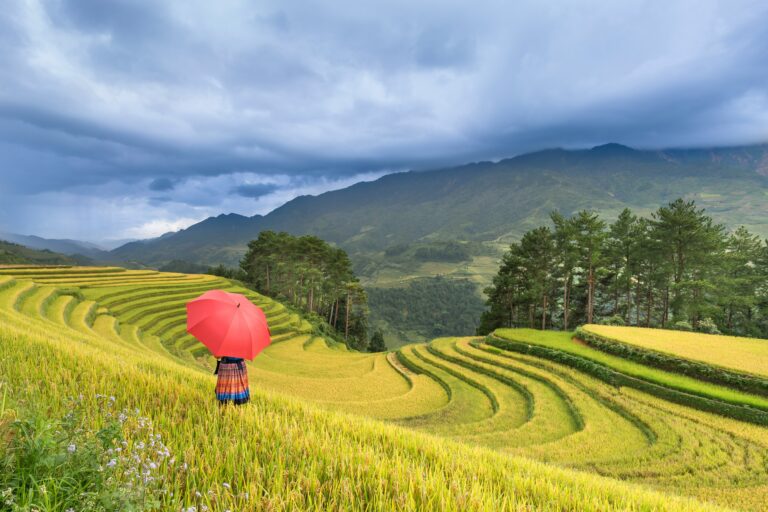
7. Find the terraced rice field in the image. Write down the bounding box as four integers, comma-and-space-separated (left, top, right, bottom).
582, 324, 768, 378
493, 328, 768, 412
0, 266, 766, 510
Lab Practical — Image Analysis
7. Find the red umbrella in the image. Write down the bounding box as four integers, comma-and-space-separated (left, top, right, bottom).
186, 290, 271, 360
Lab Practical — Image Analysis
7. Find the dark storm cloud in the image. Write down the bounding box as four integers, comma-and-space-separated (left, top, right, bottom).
149, 178, 176, 192
0, 0, 767, 240
232, 183, 280, 199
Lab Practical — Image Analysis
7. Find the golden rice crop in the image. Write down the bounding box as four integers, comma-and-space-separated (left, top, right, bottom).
0, 274, 726, 511
3, 268, 768, 510
583, 324, 768, 378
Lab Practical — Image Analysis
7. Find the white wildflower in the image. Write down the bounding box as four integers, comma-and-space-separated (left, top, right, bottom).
67, 444, 76, 453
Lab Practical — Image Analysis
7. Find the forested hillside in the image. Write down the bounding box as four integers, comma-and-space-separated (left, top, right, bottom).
480, 199, 768, 338
368, 277, 486, 346
0, 240, 84, 265
240, 231, 370, 349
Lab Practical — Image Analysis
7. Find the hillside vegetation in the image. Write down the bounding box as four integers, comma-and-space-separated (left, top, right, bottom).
368, 277, 485, 346
107, 144, 768, 346
481, 199, 768, 341
2, 266, 767, 510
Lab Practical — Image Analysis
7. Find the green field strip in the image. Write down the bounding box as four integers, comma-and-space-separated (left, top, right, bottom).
0, 278, 21, 306
269, 332, 297, 343
609, 389, 768, 488
129, 307, 186, 334
72, 275, 218, 288
18, 285, 58, 318
469, 343, 681, 462
0, 266, 127, 276
86, 280, 228, 305
465, 340, 655, 467
395, 345, 496, 434
119, 296, 210, 325
432, 338, 647, 460
154, 316, 188, 339
12, 271, 140, 281
492, 329, 768, 415
68, 300, 98, 335
0, 275, 15, 290
118, 323, 150, 349
316, 369, 450, 420
92, 314, 132, 347
248, 352, 412, 403
472, 343, 760, 485
45, 294, 76, 327
27, 272, 177, 284
422, 340, 540, 448
253, 336, 376, 379
8, 281, 38, 311
109, 285, 254, 317
445, 339, 582, 447
74, 277, 212, 288
107, 288, 228, 315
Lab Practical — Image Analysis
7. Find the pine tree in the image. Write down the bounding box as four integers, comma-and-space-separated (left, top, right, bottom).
368, 330, 387, 352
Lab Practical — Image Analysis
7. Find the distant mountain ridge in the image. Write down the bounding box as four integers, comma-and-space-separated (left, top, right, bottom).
110, 142, 768, 268
0, 239, 84, 265
0, 232, 112, 261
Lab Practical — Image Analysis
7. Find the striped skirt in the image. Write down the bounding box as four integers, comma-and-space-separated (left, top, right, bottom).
215, 361, 250, 405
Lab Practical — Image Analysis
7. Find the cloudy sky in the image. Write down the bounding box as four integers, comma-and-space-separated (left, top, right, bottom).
1, 0, 767, 245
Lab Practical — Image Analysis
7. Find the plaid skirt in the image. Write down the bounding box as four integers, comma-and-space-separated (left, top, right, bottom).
215, 361, 250, 405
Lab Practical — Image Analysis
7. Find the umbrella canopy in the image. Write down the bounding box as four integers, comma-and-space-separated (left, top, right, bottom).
186, 290, 271, 360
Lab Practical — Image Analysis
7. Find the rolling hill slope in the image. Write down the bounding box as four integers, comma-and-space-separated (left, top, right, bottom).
1, 266, 767, 510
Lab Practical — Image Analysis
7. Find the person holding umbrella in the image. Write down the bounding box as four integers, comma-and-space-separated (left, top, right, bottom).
213, 356, 250, 405
186, 290, 271, 406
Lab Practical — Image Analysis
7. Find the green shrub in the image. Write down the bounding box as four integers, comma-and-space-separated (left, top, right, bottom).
672, 321, 693, 332
697, 318, 721, 335
0, 395, 177, 511
601, 315, 626, 326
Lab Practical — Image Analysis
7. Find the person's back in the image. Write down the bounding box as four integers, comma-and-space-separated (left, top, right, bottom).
214, 356, 250, 405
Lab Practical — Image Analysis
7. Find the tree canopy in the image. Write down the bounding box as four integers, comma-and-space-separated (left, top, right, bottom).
241, 231, 368, 348
480, 199, 768, 338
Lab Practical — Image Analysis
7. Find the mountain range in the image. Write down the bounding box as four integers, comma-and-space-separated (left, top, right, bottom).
110, 142, 768, 268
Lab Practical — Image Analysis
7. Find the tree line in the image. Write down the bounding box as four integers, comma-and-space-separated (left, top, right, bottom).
479, 199, 768, 337
240, 231, 369, 349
